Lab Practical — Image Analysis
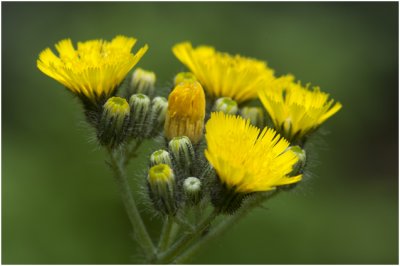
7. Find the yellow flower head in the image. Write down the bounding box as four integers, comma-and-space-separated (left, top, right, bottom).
258, 75, 342, 141
172, 42, 274, 103
37, 35, 148, 106
205, 112, 302, 193
164, 80, 206, 143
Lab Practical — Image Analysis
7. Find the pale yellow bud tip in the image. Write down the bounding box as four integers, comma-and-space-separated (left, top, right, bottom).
174, 72, 197, 86
103, 97, 130, 116
148, 164, 174, 184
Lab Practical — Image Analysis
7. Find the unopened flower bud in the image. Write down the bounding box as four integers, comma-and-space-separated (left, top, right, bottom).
174, 72, 197, 86
147, 164, 177, 215
129, 68, 156, 97
183, 177, 202, 205
283, 118, 292, 139
97, 97, 130, 148
129, 93, 151, 137
150, 149, 172, 167
168, 136, 195, 173
164, 81, 206, 144
213, 97, 238, 115
240, 107, 265, 128
146, 96, 168, 137
287, 146, 307, 176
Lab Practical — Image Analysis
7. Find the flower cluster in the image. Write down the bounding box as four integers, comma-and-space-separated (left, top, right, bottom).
37, 36, 341, 263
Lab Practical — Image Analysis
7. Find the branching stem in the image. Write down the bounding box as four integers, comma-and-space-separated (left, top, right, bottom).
155, 209, 219, 264
107, 148, 156, 261
174, 190, 281, 263
157, 215, 175, 252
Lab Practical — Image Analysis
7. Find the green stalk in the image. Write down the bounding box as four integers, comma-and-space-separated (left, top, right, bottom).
166, 222, 180, 247
156, 209, 219, 264
108, 148, 156, 261
157, 215, 175, 252
174, 190, 280, 263
124, 139, 143, 166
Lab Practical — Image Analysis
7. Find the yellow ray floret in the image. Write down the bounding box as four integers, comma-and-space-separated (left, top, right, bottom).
205, 112, 302, 193
172, 42, 274, 103
37, 35, 148, 104
258, 75, 342, 140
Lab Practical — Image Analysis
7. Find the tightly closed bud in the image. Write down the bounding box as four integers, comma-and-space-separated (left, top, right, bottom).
183, 177, 202, 205
129, 68, 156, 97
168, 136, 195, 173
287, 146, 307, 176
97, 97, 130, 148
146, 96, 168, 137
174, 72, 197, 86
150, 149, 172, 167
129, 94, 151, 137
164, 81, 206, 144
240, 107, 265, 128
213, 97, 238, 115
147, 164, 177, 215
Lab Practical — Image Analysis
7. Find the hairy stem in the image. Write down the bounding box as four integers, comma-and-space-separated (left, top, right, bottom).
157, 215, 175, 252
167, 222, 180, 247
156, 209, 219, 264
124, 139, 143, 166
174, 190, 280, 263
108, 148, 156, 261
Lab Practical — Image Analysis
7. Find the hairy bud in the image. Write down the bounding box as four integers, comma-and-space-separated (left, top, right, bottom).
97, 97, 130, 148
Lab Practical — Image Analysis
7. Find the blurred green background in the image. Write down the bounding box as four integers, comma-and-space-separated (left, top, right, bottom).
2, 2, 398, 264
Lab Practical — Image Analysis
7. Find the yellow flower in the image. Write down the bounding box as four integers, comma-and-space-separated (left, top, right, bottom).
164, 80, 206, 143
258, 75, 342, 141
172, 42, 274, 103
204, 112, 302, 193
37, 35, 148, 106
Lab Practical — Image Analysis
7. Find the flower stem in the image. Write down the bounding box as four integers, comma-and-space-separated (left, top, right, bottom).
167, 222, 180, 247
107, 148, 156, 261
157, 215, 175, 252
156, 209, 219, 264
124, 139, 143, 166
174, 190, 280, 263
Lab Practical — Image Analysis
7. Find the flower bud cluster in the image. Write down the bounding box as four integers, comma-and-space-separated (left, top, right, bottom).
129, 94, 168, 138
146, 135, 213, 216
94, 66, 316, 217
37, 37, 341, 259
95, 93, 168, 148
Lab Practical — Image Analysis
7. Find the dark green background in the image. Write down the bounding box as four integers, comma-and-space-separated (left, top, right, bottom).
2, 2, 398, 264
